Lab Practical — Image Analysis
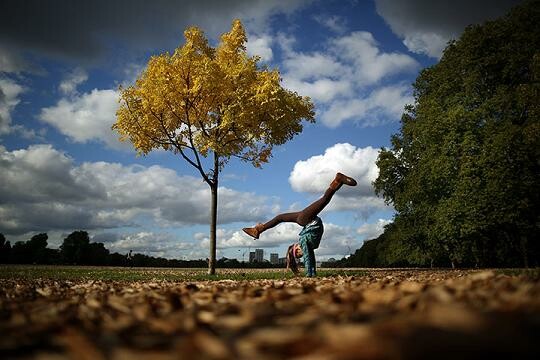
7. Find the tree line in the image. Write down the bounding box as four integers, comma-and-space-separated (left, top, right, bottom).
0, 231, 280, 268
335, 1, 539, 269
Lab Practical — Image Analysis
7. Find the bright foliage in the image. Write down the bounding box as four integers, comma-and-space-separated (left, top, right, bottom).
114, 20, 314, 178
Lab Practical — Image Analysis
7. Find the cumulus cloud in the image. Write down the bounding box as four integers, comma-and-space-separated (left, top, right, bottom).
246, 34, 274, 62
283, 52, 347, 82
331, 32, 419, 85
315, 223, 361, 258
59, 68, 88, 96
39, 88, 128, 150
282, 31, 418, 91
0, 77, 24, 135
0, 76, 47, 139
0, 0, 311, 65
283, 77, 352, 104
289, 143, 389, 216
320, 83, 413, 127
313, 15, 347, 34
375, 0, 523, 58
279, 30, 418, 127
0, 144, 276, 235
93, 231, 199, 259
357, 218, 391, 241
290, 143, 379, 196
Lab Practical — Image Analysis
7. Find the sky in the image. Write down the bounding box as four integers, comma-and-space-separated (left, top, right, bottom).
0, 0, 524, 261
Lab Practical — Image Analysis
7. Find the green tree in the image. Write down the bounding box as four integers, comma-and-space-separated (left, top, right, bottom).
0, 233, 11, 264
375, 0, 540, 267
113, 20, 314, 274
86, 242, 110, 265
60, 231, 91, 265
27, 233, 48, 264
9, 233, 49, 264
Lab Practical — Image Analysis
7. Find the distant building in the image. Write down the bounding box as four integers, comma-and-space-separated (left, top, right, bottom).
278, 257, 286, 265
270, 253, 279, 264
255, 249, 264, 262
249, 251, 256, 263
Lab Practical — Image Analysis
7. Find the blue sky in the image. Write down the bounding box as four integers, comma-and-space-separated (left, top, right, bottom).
0, 0, 522, 261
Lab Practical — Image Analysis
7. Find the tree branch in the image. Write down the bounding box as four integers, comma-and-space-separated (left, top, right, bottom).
184, 107, 213, 186
125, 100, 175, 147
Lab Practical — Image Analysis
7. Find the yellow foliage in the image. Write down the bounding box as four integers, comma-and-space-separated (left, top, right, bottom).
113, 19, 315, 169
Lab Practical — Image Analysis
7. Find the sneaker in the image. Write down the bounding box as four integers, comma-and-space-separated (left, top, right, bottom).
336, 172, 357, 186
242, 224, 263, 239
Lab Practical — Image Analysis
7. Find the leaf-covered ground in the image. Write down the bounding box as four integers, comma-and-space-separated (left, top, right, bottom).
1, 267, 539, 359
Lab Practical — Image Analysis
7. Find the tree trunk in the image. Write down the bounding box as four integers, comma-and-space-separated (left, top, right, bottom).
208, 183, 218, 275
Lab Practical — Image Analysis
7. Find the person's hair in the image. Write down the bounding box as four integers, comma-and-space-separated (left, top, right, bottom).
286, 244, 299, 274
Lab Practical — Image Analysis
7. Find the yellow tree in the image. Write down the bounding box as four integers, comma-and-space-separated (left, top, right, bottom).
113, 20, 315, 274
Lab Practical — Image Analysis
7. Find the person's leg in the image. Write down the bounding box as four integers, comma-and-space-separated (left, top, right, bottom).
243, 172, 357, 238
296, 172, 357, 225
296, 187, 337, 226
243, 212, 301, 239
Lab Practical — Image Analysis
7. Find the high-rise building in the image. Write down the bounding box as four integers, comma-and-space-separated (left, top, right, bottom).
249, 251, 256, 263
270, 253, 279, 264
255, 249, 264, 262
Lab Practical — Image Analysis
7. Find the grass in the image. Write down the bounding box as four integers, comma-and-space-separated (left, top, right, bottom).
0, 265, 368, 282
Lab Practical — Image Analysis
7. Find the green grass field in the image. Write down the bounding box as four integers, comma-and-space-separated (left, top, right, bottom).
0, 265, 370, 281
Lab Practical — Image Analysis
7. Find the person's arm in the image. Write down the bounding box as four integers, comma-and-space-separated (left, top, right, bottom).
300, 240, 316, 277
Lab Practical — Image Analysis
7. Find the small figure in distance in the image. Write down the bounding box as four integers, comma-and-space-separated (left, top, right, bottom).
243, 172, 357, 277
126, 249, 133, 267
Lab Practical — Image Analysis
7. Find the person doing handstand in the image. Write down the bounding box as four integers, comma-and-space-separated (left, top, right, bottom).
242, 172, 357, 277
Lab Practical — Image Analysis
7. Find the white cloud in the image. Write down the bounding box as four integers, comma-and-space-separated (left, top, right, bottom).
0, 77, 47, 140
313, 15, 347, 34
122, 63, 146, 86
290, 143, 379, 195
289, 143, 389, 215
39, 88, 128, 150
375, 0, 522, 58
94, 231, 197, 258
279, 30, 418, 127
275, 32, 296, 55
402, 32, 448, 59
59, 68, 88, 96
247, 34, 274, 62
319, 83, 413, 127
0, 144, 276, 235
330, 31, 419, 85
0, 77, 24, 135
357, 218, 391, 241
283, 77, 351, 103
283, 52, 346, 81
315, 223, 360, 258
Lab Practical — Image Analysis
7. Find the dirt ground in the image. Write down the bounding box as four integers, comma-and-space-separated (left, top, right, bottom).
1, 269, 539, 359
